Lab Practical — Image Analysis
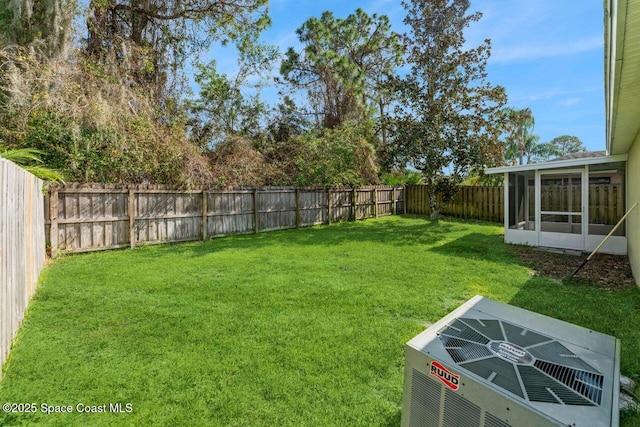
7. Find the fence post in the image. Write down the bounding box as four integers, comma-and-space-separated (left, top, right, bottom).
326, 188, 332, 225
373, 188, 378, 218
351, 188, 357, 221
253, 188, 259, 233
49, 188, 58, 258
391, 188, 396, 215
201, 190, 208, 241
403, 186, 408, 214
295, 189, 300, 228
128, 188, 136, 248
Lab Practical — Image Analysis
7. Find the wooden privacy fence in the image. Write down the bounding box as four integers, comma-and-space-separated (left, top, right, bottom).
406, 184, 624, 224
1, 159, 45, 370
406, 185, 504, 222
45, 184, 405, 256
536, 184, 624, 225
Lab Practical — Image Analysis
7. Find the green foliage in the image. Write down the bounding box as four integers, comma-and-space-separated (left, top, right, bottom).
264, 96, 310, 145
280, 8, 402, 129
0, 47, 212, 187
207, 136, 271, 187
500, 109, 586, 164
86, 0, 270, 99
0, 0, 75, 59
547, 135, 587, 157
205, 123, 379, 188
461, 171, 503, 186
381, 169, 422, 185
502, 106, 536, 165
390, 0, 507, 219
15, 107, 206, 185
290, 123, 379, 186
0, 143, 65, 181
190, 38, 279, 147
500, 112, 586, 165
0, 2, 12, 36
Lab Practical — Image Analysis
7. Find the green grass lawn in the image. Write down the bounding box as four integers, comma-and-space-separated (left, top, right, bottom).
1, 216, 639, 426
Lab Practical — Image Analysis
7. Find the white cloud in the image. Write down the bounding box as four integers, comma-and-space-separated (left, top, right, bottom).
510, 86, 600, 103
558, 97, 582, 107
490, 36, 603, 63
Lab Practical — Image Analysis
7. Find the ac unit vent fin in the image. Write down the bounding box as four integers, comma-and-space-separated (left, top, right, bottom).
484, 412, 512, 427
533, 360, 603, 405
518, 366, 596, 406
438, 317, 605, 407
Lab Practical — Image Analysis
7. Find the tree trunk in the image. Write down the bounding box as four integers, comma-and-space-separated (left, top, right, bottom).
379, 98, 387, 149
87, 0, 111, 58
427, 181, 439, 222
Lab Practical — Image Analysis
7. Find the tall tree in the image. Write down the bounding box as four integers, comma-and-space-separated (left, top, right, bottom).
530, 140, 561, 163
280, 8, 403, 130
86, 0, 270, 97
547, 135, 587, 157
502, 106, 535, 165
1, 0, 75, 58
391, 0, 506, 220
190, 38, 279, 147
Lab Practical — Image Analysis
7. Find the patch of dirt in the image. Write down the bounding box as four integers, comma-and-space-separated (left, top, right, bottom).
511, 246, 636, 289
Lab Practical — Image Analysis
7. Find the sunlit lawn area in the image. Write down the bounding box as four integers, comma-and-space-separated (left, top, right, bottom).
1, 216, 639, 426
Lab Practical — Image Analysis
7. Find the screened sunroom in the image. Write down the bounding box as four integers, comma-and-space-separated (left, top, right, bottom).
485, 153, 628, 255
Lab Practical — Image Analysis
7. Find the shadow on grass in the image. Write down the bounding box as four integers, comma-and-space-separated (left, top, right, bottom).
428, 232, 512, 264
139, 215, 477, 259
383, 408, 402, 427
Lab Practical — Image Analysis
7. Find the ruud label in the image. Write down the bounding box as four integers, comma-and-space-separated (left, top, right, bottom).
430, 361, 460, 390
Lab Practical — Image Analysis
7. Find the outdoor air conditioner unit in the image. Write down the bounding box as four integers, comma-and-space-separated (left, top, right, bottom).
401, 295, 620, 427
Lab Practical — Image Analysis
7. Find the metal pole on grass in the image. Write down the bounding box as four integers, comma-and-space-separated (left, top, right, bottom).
566, 201, 638, 281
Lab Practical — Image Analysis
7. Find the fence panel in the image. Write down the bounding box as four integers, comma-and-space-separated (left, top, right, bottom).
1, 159, 45, 370
299, 189, 327, 226
355, 189, 374, 219
406, 184, 622, 224
406, 185, 503, 222
207, 191, 255, 237
258, 189, 296, 231
330, 190, 352, 222
46, 185, 405, 255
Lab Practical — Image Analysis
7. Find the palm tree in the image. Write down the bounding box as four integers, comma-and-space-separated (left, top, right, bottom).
0, 145, 65, 182
523, 133, 540, 164
502, 107, 535, 165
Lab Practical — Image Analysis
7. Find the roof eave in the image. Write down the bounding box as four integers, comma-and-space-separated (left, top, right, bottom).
485, 153, 628, 174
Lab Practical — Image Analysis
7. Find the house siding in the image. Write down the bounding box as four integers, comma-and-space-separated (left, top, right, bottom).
627, 136, 640, 285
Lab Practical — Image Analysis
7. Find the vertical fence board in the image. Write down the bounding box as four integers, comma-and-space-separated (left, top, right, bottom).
1, 159, 45, 372
406, 184, 622, 225
44, 185, 404, 255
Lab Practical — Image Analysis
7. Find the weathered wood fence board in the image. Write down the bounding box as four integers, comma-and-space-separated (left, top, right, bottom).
45, 185, 405, 255
407, 184, 623, 224
1, 159, 45, 371
405, 185, 503, 222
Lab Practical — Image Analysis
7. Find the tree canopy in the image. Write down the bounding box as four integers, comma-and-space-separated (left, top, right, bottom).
280, 8, 403, 129
86, 0, 270, 98
389, 0, 506, 219
501, 108, 588, 165
547, 135, 587, 157
1, 2, 519, 192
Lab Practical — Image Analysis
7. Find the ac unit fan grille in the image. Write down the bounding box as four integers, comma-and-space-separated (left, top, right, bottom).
438, 318, 604, 406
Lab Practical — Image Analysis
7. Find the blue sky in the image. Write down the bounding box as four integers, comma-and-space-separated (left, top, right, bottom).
208, 0, 605, 152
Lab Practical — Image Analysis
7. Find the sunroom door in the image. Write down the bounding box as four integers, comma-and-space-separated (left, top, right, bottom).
537, 170, 586, 250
